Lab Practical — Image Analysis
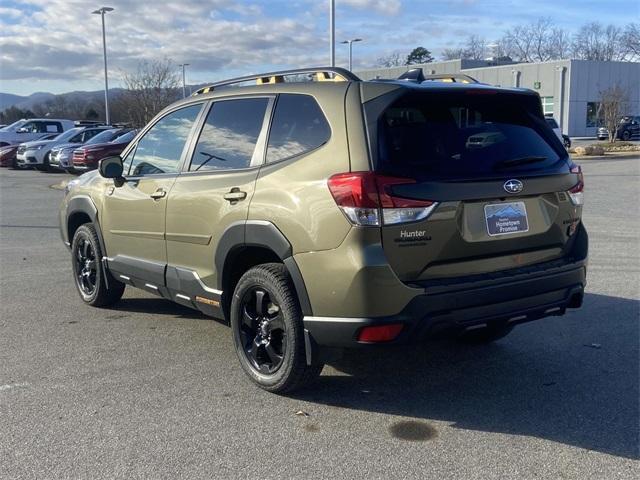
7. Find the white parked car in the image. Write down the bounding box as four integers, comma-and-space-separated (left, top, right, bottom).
16, 126, 111, 171
0, 118, 75, 147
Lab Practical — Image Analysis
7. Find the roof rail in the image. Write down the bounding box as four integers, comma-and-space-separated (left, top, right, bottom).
192, 67, 360, 96
397, 69, 479, 84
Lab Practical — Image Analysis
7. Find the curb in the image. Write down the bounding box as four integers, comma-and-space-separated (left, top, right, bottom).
50, 180, 70, 191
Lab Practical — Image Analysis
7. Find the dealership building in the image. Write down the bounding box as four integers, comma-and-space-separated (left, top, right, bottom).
357, 59, 640, 137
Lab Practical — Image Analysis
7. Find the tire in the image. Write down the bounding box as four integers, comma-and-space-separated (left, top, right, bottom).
456, 323, 514, 345
71, 223, 125, 307
230, 263, 323, 393
622, 130, 631, 141
43, 152, 52, 172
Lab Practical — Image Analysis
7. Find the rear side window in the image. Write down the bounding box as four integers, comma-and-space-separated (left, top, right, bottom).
190, 98, 269, 171
266, 94, 330, 163
376, 92, 566, 180
45, 122, 62, 133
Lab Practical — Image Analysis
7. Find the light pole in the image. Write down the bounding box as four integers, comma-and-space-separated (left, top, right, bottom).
92, 6, 114, 125
341, 38, 362, 71
329, 0, 335, 66
179, 64, 190, 98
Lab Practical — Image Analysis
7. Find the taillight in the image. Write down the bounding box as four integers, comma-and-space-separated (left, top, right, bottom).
568, 164, 584, 206
327, 172, 438, 226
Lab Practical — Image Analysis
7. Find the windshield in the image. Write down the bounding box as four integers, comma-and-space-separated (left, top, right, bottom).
0, 120, 27, 132
111, 130, 135, 143
52, 127, 84, 142
375, 91, 567, 180
85, 129, 119, 145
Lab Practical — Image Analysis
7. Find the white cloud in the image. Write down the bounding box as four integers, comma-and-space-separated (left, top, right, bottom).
340, 0, 401, 15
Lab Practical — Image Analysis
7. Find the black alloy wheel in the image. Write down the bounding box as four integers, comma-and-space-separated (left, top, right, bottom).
238, 286, 286, 374
74, 237, 97, 297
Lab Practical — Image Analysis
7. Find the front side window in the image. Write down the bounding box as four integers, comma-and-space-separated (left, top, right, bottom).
266, 94, 331, 163
190, 98, 269, 171
128, 104, 202, 176
20, 121, 42, 133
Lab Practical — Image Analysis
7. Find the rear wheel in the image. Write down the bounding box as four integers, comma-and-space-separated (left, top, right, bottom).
622, 130, 631, 141
71, 224, 125, 307
230, 263, 323, 393
456, 323, 514, 344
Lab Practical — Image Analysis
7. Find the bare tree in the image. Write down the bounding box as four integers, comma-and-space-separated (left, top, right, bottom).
465, 35, 486, 60
548, 28, 571, 59
599, 85, 628, 143
120, 58, 180, 127
441, 47, 468, 60
572, 23, 626, 61
502, 23, 535, 62
622, 23, 640, 60
377, 51, 405, 67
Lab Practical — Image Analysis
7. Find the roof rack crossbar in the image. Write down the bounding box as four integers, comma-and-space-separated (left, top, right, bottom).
396, 69, 480, 84
422, 73, 479, 83
192, 67, 360, 96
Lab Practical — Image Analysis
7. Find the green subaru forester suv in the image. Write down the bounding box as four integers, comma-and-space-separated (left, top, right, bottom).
60, 67, 587, 393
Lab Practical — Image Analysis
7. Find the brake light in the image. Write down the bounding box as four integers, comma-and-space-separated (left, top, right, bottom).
568, 164, 584, 206
327, 172, 438, 226
358, 324, 403, 343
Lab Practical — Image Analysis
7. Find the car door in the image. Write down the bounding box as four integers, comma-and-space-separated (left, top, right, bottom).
164, 96, 272, 308
100, 103, 204, 292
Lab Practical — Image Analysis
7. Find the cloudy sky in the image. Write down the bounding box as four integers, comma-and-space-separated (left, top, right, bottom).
0, 0, 631, 96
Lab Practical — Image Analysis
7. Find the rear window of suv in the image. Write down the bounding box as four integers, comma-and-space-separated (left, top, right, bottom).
375, 91, 567, 180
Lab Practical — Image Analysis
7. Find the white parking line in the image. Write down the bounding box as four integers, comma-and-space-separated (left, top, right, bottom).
0, 383, 29, 392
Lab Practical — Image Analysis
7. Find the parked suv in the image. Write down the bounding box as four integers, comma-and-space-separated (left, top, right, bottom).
71, 128, 136, 172
0, 118, 75, 146
60, 68, 588, 393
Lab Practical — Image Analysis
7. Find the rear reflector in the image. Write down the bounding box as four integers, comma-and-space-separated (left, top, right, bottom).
357, 324, 403, 343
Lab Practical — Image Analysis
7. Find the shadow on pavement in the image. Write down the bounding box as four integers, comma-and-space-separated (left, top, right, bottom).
296, 293, 639, 460
108, 292, 638, 459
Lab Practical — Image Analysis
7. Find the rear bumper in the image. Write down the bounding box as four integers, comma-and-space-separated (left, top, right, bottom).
304, 263, 586, 348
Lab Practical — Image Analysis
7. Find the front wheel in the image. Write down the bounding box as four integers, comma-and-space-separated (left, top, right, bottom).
230, 263, 323, 393
71, 224, 125, 307
621, 130, 631, 141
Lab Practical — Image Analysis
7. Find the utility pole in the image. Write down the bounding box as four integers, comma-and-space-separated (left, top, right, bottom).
179, 64, 190, 98
329, 0, 335, 66
92, 7, 114, 125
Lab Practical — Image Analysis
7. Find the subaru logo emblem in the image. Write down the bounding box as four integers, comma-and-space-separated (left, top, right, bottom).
503, 179, 523, 194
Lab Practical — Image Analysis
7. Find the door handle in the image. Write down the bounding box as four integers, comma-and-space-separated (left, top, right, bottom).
223, 189, 247, 202
150, 189, 167, 200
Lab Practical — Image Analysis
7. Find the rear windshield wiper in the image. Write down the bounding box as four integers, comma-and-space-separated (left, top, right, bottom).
494, 156, 547, 170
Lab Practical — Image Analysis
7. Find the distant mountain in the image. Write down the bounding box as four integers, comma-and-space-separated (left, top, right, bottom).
0, 85, 210, 113
0, 93, 28, 111
488, 205, 524, 218
0, 91, 56, 111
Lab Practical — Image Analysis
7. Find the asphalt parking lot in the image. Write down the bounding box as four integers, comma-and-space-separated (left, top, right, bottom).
0, 158, 638, 479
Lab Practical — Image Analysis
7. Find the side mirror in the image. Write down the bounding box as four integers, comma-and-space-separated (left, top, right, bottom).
17, 127, 28, 133
99, 156, 124, 179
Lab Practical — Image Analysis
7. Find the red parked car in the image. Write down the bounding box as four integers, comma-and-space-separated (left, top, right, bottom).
1, 133, 59, 168
72, 129, 136, 172
0, 144, 19, 167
